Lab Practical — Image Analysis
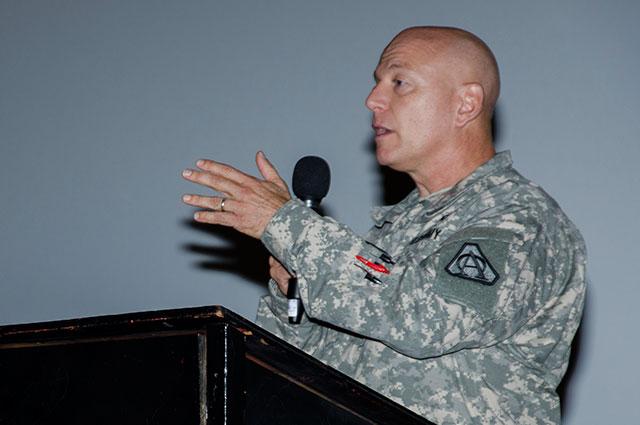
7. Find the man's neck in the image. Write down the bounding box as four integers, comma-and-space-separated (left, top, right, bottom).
411, 140, 495, 198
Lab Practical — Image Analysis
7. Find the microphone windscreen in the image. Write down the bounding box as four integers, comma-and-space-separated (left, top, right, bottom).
292, 156, 331, 201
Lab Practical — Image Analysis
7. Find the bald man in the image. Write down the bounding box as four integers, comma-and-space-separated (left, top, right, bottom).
183, 26, 586, 425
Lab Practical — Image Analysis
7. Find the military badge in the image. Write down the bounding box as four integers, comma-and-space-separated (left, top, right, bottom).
445, 242, 499, 285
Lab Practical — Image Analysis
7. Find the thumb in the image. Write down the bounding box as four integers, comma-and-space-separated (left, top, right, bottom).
256, 151, 288, 190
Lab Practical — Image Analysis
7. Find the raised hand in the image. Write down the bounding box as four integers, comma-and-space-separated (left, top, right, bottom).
182, 151, 291, 239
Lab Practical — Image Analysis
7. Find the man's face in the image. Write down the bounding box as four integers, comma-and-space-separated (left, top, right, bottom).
366, 36, 456, 173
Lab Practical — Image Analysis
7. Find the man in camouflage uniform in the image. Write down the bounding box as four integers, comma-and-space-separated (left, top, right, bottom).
183, 26, 586, 424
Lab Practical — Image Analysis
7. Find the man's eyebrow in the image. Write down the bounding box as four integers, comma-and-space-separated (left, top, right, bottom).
373, 61, 413, 81
387, 61, 409, 70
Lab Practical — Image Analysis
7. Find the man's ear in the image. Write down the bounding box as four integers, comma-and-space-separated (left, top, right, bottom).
454, 83, 485, 128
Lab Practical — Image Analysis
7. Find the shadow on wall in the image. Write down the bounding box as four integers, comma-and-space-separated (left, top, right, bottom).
181, 219, 270, 286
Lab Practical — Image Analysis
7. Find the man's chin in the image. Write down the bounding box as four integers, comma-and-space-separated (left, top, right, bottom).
375, 148, 396, 167
375, 152, 391, 167
376, 153, 411, 175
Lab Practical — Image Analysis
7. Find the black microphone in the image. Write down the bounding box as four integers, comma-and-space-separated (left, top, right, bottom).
287, 156, 331, 324
292, 156, 331, 211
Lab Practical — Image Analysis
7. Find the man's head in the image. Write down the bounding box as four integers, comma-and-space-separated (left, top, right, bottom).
366, 26, 500, 180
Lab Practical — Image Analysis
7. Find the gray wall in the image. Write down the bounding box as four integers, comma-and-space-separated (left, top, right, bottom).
1, 0, 638, 422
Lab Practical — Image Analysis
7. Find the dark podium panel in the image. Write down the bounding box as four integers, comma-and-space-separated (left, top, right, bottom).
0, 306, 434, 425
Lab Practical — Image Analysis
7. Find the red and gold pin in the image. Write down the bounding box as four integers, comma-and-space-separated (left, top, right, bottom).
355, 255, 390, 274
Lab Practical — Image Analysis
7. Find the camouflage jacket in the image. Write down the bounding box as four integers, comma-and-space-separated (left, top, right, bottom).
257, 151, 586, 425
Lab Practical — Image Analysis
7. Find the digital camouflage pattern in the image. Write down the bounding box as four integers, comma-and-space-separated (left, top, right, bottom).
257, 151, 586, 425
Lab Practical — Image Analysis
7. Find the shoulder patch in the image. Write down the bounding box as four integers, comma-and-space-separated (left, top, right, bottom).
445, 242, 499, 285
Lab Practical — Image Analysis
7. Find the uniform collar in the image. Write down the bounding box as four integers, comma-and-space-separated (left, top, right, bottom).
370, 151, 513, 226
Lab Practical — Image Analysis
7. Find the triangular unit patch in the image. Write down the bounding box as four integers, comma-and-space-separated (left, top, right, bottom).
445, 242, 499, 286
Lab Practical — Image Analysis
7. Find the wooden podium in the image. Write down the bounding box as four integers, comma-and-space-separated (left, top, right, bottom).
0, 306, 434, 424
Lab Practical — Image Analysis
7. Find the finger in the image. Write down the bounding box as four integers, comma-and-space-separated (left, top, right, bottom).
269, 264, 280, 277
193, 210, 236, 226
182, 194, 236, 212
269, 263, 288, 282
271, 262, 291, 280
268, 255, 286, 272
182, 194, 217, 210
182, 169, 241, 195
256, 151, 288, 191
273, 278, 288, 295
196, 159, 254, 185
269, 256, 286, 269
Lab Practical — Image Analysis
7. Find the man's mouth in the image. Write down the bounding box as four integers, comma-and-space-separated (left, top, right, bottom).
373, 125, 393, 137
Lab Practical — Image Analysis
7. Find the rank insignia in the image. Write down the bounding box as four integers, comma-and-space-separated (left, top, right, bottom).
445, 242, 499, 285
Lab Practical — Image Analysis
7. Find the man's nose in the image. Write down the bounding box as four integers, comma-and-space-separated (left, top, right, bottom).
365, 84, 388, 112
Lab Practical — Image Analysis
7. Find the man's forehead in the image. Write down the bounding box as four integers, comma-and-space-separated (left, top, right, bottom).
383, 33, 444, 61
374, 38, 441, 75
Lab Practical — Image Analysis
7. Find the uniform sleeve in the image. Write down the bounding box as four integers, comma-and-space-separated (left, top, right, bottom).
260, 199, 546, 359
255, 279, 313, 343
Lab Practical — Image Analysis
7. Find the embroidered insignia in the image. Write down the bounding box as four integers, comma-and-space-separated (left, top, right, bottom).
445, 242, 499, 285
410, 214, 448, 244
364, 241, 395, 265
410, 227, 441, 244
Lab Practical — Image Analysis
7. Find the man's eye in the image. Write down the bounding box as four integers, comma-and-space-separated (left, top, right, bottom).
393, 79, 404, 86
